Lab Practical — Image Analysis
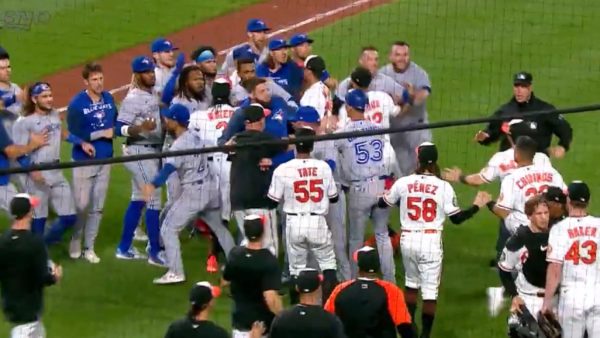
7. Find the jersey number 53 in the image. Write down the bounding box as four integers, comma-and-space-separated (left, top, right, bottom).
354, 139, 383, 164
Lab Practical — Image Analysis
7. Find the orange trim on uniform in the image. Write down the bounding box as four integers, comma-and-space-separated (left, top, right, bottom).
401, 229, 438, 234
375, 279, 412, 325
324, 280, 354, 314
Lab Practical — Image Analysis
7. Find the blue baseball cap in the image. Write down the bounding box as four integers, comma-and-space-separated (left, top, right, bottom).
233, 47, 256, 61
162, 104, 190, 126
268, 38, 289, 51
291, 106, 320, 123
289, 34, 314, 47
196, 50, 216, 63
151, 38, 178, 53
345, 89, 369, 112
131, 56, 155, 73
247, 18, 270, 32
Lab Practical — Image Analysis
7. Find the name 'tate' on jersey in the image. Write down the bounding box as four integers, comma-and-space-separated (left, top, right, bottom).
547, 216, 600, 290
479, 148, 552, 183
189, 104, 235, 147
383, 174, 460, 231
497, 165, 565, 232
268, 158, 338, 215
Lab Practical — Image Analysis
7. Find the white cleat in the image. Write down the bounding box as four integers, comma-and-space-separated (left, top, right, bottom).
83, 249, 101, 264
487, 286, 506, 317
69, 237, 82, 259
134, 227, 148, 242
153, 271, 185, 285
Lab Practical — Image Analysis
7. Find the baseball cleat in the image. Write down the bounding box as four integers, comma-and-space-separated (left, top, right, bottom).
148, 253, 167, 268
115, 247, 147, 260
69, 237, 82, 259
206, 255, 218, 273
153, 271, 185, 285
83, 249, 101, 264
134, 227, 148, 242
487, 286, 506, 317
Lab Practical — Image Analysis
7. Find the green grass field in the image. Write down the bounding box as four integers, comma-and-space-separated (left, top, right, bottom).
2, 0, 600, 337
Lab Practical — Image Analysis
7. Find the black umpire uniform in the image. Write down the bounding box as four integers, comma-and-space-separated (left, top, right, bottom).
478, 71, 572, 154
270, 269, 346, 338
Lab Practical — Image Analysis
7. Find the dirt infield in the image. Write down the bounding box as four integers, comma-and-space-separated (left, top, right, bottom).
43, 0, 390, 108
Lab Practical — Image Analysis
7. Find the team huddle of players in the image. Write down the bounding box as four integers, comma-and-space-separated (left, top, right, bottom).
0, 16, 596, 338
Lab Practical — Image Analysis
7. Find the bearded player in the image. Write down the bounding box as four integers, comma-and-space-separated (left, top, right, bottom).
379, 142, 491, 338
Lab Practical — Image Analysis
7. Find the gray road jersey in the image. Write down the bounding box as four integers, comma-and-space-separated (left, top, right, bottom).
117, 88, 163, 145
165, 131, 209, 184
334, 120, 387, 182
311, 139, 342, 182
336, 72, 405, 102
380, 62, 431, 124
172, 95, 210, 113
230, 80, 294, 107
220, 46, 269, 75
1, 83, 23, 138
13, 110, 62, 163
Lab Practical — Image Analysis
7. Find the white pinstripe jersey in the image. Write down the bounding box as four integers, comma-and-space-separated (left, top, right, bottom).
268, 158, 338, 215
479, 148, 552, 183
497, 165, 565, 232
547, 216, 600, 290
384, 174, 460, 231
300, 81, 332, 117
337, 91, 400, 142
189, 104, 235, 148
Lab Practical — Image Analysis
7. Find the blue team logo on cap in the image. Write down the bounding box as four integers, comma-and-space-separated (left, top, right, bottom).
163, 104, 190, 126
151, 38, 178, 53
268, 39, 289, 51
345, 89, 369, 111
31, 83, 51, 97
292, 106, 320, 123
247, 18, 270, 32
289, 34, 314, 47
131, 56, 155, 73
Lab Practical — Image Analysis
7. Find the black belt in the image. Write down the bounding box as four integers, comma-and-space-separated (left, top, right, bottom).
207, 156, 213, 162
125, 142, 162, 148
33, 160, 59, 165
287, 212, 322, 216
350, 175, 390, 183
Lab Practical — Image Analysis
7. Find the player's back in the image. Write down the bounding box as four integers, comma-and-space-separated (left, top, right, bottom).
481, 148, 552, 183
500, 164, 565, 213
334, 120, 386, 182
394, 174, 459, 231
189, 104, 235, 147
549, 216, 600, 291
169, 131, 209, 184
270, 158, 335, 215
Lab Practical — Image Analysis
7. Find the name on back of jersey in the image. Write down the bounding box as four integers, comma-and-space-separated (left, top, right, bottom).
408, 182, 438, 195
568, 226, 597, 239
207, 109, 234, 121
515, 172, 554, 190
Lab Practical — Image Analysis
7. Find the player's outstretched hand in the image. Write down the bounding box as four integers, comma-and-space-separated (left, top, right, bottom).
141, 118, 157, 132
548, 145, 566, 159
249, 321, 266, 338
473, 191, 492, 207
142, 184, 155, 202
442, 166, 462, 182
29, 131, 49, 149
510, 296, 525, 314
474, 130, 490, 142
81, 142, 96, 158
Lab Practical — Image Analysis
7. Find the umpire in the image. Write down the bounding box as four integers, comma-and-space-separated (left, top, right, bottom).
475, 71, 572, 158
270, 269, 346, 338
0, 194, 62, 338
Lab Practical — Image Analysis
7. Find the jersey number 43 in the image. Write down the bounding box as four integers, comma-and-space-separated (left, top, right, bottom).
294, 179, 324, 203
354, 139, 383, 164
565, 240, 597, 265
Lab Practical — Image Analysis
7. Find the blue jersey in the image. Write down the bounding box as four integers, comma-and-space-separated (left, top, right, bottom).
232, 44, 260, 63
67, 90, 117, 160
0, 120, 12, 186
255, 61, 303, 99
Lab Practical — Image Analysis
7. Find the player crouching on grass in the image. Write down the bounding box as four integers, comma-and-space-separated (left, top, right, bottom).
378, 142, 491, 338
143, 104, 235, 285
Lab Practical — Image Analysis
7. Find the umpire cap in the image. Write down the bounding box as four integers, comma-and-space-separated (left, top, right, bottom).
513, 71, 533, 86
243, 215, 264, 241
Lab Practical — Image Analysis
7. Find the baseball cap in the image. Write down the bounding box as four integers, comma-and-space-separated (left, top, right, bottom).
244, 104, 265, 123
354, 246, 380, 273
544, 186, 567, 204
504, 119, 537, 139
212, 78, 231, 104
10, 193, 40, 220
417, 142, 438, 165
304, 55, 326, 75
513, 71, 533, 86
131, 56, 155, 73
289, 34, 314, 47
291, 106, 320, 124
268, 38, 289, 51
568, 181, 590, 203
151, 38, 178, 53
196, 50, 216, 63
233, 47, 256, 61
189, 281, 221, 307
350, 67, 373, 89
162, 104, 190, 126
247, 18, 270, 32
244, 215, 264, 241
31, 82, 51, 97
295, 269, 321, 294
345, 89, 369, 112
295, 126, 316, 150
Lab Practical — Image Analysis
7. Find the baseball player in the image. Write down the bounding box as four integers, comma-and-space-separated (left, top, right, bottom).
143, 104, 235, 285
543, 181, 600, 338
0, 49, 23, 134
338, 67, 402, 178
114, 56, 164, 266
290, 106, 350, 281
221, 18, 270, 76
288, 34, 338, 91
268, 127, 339, 303
66, 62, 117, 263
256, 38, 303, 99
379, 142, 491, 338
192, 46, 218, 89
380, 41, 433, 177
334, 89, 396, 283
12, 82, 83, 241
151, 38, 178, 94
300, 55, 335, 132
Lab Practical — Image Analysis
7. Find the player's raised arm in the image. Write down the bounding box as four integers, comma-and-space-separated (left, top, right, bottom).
442, 166, 487, 186
447, 189, 491, 225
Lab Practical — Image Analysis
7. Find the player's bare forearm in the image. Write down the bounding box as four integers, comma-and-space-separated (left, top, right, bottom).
464, 174, 486, 186
4, 144, 37, 160
492, 205, 509, 219
412, 89, 429, 106
543, 262, 561, 309
263, 290, 283, 315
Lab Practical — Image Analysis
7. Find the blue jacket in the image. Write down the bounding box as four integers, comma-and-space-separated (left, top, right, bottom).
67, 90, 117, 160
0, 120, 12, 185
256, 61, 303, 100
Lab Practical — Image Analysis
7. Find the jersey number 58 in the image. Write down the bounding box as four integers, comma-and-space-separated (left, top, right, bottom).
407, 197, 437, 222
